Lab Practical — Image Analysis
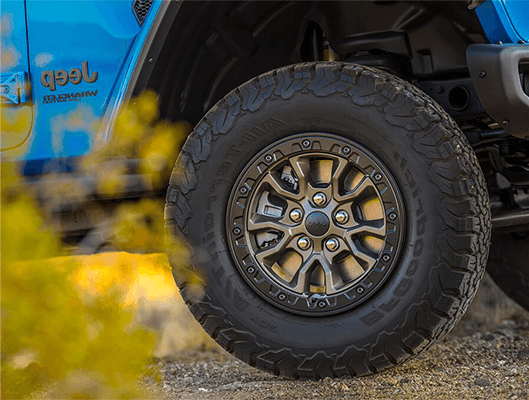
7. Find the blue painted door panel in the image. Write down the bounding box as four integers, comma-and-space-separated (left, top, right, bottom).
1, 0, 33, 151
21, 0, 141, 161
2, 0, 159, 164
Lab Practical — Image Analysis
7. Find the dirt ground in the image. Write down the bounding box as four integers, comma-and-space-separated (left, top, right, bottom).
145, 273, 529, 400
20, 252, 529, 399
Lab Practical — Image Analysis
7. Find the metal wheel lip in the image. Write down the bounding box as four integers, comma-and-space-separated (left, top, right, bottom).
226, 133, 406, 317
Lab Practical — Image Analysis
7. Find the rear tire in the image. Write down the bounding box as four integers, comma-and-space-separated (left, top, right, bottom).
487, 231, 529, 311
165, 62, 491, 378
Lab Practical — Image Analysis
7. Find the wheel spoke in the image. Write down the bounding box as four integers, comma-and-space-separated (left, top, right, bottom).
349, 241, 378, 269
247, 215, 288, 234
336, 175, 374, 203
261, 172, 303, 201
331, 157, 350, 197
318, 255, 345, 295
290, 259, 314, 293
288, 155, 311, 196
347, 218, 386, 238
254, 235, 291, 265
288, 155, 310, 179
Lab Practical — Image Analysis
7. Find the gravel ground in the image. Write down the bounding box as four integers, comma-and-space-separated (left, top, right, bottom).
147, 274, 529, 400
21, 253, 527, 399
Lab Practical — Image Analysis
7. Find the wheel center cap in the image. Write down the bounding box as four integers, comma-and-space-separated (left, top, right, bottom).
305, 211, 330, 237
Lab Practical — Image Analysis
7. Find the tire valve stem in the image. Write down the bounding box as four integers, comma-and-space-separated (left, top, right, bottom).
323, 37, 341, 62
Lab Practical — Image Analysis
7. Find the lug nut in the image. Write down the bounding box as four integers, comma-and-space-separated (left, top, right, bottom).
278, 293, 287, 301
239, 187, 248, 194
335, 210, 349, 224
318, 301, 326, 308
247, 267, 255, 274
374, 173, 382, 181
388, 212, 397, 221
356, 286, 365, 294
342, 147, 351, 155
289, 208, 303, 223
312, 192, 327, 206
382, 254, 390, 262
265, 154, 273, 163
302, 139, 311, 148
325, 238, 340, 252
233, 227, 241, 235
297, 236, 312, 251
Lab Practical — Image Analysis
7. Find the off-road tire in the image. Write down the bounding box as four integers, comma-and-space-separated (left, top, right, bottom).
165, 62, 491, 379
487, 231, 529, 311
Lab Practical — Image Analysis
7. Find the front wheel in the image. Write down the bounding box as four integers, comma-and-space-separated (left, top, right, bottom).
165, 62, 491, 379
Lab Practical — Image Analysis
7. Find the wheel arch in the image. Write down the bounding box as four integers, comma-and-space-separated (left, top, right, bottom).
130, 1, 487, 127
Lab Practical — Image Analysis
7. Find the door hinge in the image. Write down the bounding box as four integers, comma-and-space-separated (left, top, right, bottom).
1, 72, 28, 105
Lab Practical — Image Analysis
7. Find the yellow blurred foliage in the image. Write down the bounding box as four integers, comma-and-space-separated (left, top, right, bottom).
135, 89, 159, 124
1, 14, 21, 69
69, 252, 214, 357
96, 161, 129, 198
0, 90, 204, 398
0, 106, 32, 149
81, 90, 189, 197
112, 198, 166, 253
140, 122, 189, 189
71, 252, 175, 305
1, 194, 157, 398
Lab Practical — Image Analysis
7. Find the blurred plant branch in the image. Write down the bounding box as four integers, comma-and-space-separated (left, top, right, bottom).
1, 91, 204, 398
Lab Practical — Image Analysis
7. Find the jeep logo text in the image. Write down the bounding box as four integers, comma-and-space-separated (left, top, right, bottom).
41, 61, 97, 91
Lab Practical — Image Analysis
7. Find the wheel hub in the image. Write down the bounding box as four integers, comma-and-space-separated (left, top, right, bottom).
227, 133, 405, 316
305, 212, 330, 236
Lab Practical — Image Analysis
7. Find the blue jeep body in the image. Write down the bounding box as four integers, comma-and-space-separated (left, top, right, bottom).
2, 0, 165, 170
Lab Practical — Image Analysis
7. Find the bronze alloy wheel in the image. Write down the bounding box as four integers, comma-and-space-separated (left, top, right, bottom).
227, 133, 405, 315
